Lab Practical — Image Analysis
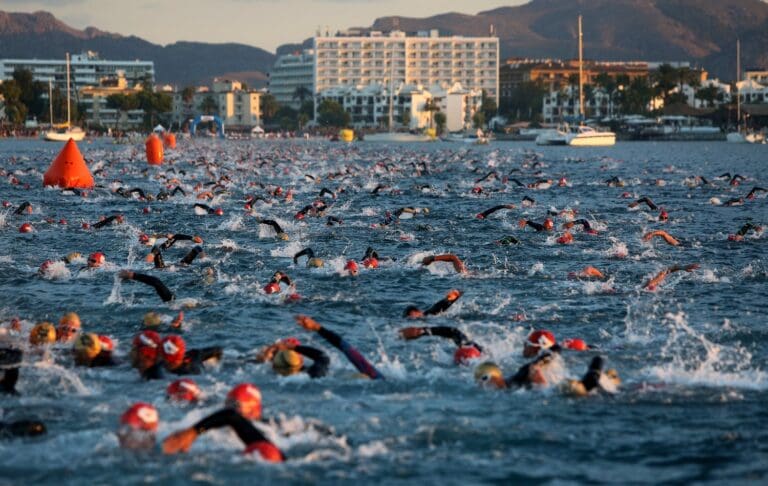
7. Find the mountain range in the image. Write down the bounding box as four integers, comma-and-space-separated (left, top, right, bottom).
1, 0, 767, 87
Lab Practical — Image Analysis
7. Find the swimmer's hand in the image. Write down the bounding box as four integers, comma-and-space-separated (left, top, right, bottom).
171, 311, 184, 329
118, 270, 134, 279
162, 428, 198, 454
193, 236, 203, 244
399, 327, 425, 340
295, 315, 321, 332
446, 289, 462, 301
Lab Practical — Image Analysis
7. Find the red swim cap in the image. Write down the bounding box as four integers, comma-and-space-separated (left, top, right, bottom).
344, 260, 359, 275
263, 281, 281, 294
88, 252, 106, 268
120, 403, 159, 431
226, 383, 262, 420
527, 330, 556, 349
214, 208, 224, 216
167, 378, 201, 402
19, 223, 33, 233
561, 338, 588, 351
98, 335, 115, 352
454, 346, 482, 365
543, 218, 554, 231
362, 257, 378, 269
161, 335, 186, 367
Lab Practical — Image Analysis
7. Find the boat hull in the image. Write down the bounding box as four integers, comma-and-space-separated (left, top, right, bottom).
566, 133, 616, 146
363, 133, 433, 143
44, 129, 85, 142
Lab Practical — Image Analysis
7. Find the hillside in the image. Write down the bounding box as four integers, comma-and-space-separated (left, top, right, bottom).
0, 11, 275, 87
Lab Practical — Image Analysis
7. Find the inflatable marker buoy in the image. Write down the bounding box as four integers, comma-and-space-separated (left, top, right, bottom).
146, 134, 164, 166
43, 139, 94, 189
163, 132, 176, 149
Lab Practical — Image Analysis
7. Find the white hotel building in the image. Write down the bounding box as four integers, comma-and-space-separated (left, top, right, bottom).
269, 29, 499, 125
0, 51, 155, 91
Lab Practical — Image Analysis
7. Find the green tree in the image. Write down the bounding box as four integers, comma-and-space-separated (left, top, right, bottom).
181, 86, 195, 103
695, 85, 720, 108
480, 90, 497, 124
260, 93, 280, 122
0, 80, 26, 125
472, 110, 485, 129
107, 93, 140, 129
275, 105, 298, 130
317, 99, 350, 128
423, 98, 439, 128
653, 64, 679, 104
401, 108, 411, 128
292, 86, 312, 105
198, 95, 217, 115
501, 81, 547, 121
433, 111, 447, 135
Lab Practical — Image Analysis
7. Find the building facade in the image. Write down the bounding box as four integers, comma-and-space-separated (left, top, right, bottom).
268, 50, 315, 109
0, 51, 154, 92
79, 71, 145, 129
312, 29, 499, 104
316, 82, 481, 131
171, 79, 262, 130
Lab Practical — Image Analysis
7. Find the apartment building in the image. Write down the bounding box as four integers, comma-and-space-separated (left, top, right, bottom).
0, 51, 154, 92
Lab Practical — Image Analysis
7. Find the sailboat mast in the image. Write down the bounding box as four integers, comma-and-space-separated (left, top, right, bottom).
736, 39, 741, 127
66, 52, 72, 128
48, 79, 54, 127
388, 42, 395, 131
578, 15, 584, 120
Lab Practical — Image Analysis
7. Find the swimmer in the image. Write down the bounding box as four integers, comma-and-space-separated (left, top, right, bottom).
56, 312, 81, 343
167, 378, 202, 403
568, 266, 606, 280
130, 330, 162, 380
119, 270, 175, 302
421, 254, 467, 274
562, 219, 598, 235
476, 204, 516, 220
518, 218, 554, 232
263, 271, 292, 294
257, 219, 289, 240
73, 333, 117, 367
395, 207, 429, 219
496, 235, 520, 245
644, 264, 699, 291
402, 289, 462, 318
361, 247, 381, 269
562, 356, 621, 397
746, 187, 767, 200
162, 409, 284, 462
87, 252, 106, 268
1, 348, 22, 394
399, 324, 483, 365
473, 352, 562, 389
293, 248, 324, 268
642, 230, 680, 246
255, 337, 330, 378
295, 315, 384, 379
160, 335, 222, 375
523, 329, 590, 358
628, 197, 658, 211
728, 222, 763, 241
193, 203, 223, 216
12, 201, 32, 215
92, 214, 125, 229
0, 418, 46, 438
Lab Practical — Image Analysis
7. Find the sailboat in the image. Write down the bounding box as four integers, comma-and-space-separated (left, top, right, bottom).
564, 16, 615, 146
363, 45, 433, 143
727, 39, 765, 144
45, 53, 86, 142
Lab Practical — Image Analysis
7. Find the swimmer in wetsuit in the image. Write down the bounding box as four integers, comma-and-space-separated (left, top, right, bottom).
119, 270, 175, 302
728, 222, 763, 241
644, 264, 699, 291
295, 315, 384, 380
257, 219, 289, 240
642, 230, 680, 246
162, 409, 284, 462
421, 254, 467, 274
1, 348, 22, 395
73, 333, 117, 367
628, 197, 658, 211
255, 337, 331, 378
402, 289, 462, 319
562, 356, 621, 396
476, 204, 516, 220
293, 248, 324, 268
562, 219, 598, 235
92, 214, 125, 229
518, 218, 554, 232
399, 323, 483, 365
160, 335, 222, 376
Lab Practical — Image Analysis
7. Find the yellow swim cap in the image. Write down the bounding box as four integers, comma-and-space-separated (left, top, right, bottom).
272, 349, 303, 376
142, 312, 162, 328
474, 361, 504, 388
74, 333, 102, 361
308, 257, 324, 268
59, 312, 82, 329
30, 322, 56, 346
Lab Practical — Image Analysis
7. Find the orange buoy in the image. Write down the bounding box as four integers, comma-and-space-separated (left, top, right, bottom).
145, 134, 164, 165
43, 139, 94, 189
163, 132, 176, 149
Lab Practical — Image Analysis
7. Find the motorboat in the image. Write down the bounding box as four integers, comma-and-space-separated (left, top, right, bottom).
565, 124, 616, 146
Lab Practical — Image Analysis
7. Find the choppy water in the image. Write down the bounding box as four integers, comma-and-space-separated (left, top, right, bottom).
0, 138, 766, 484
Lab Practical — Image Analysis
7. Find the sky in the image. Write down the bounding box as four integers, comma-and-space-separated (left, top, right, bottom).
4, 0, 528, 53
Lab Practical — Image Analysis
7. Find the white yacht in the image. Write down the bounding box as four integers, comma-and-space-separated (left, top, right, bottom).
566, 125, 616, 146
44, 53, 85, 142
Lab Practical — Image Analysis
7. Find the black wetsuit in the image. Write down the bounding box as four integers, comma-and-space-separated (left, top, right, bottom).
79, 351, 117, 368
423, 297, 460, 316
0, 348, 22, 395
0, 420, 46, 438
506, 347, 562, 388
294, 345, 331, 378
418, 326, 483, 354
192, 409, 284, 459
93, 215, 123, 229
167, 347, 224, 376
126, 272, 175, 302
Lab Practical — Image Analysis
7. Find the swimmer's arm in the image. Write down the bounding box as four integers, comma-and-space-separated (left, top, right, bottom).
294, 345, 330, 378
0, 368, 20, 395
423, 290, 462, 316
179, 246, 204, 265
296, 316, 383, 380
119, 270, 175, 302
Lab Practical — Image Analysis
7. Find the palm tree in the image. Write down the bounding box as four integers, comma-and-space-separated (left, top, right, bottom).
292, 86, 312, 106
199, 95, 217, 115
423, 98, 440, 129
